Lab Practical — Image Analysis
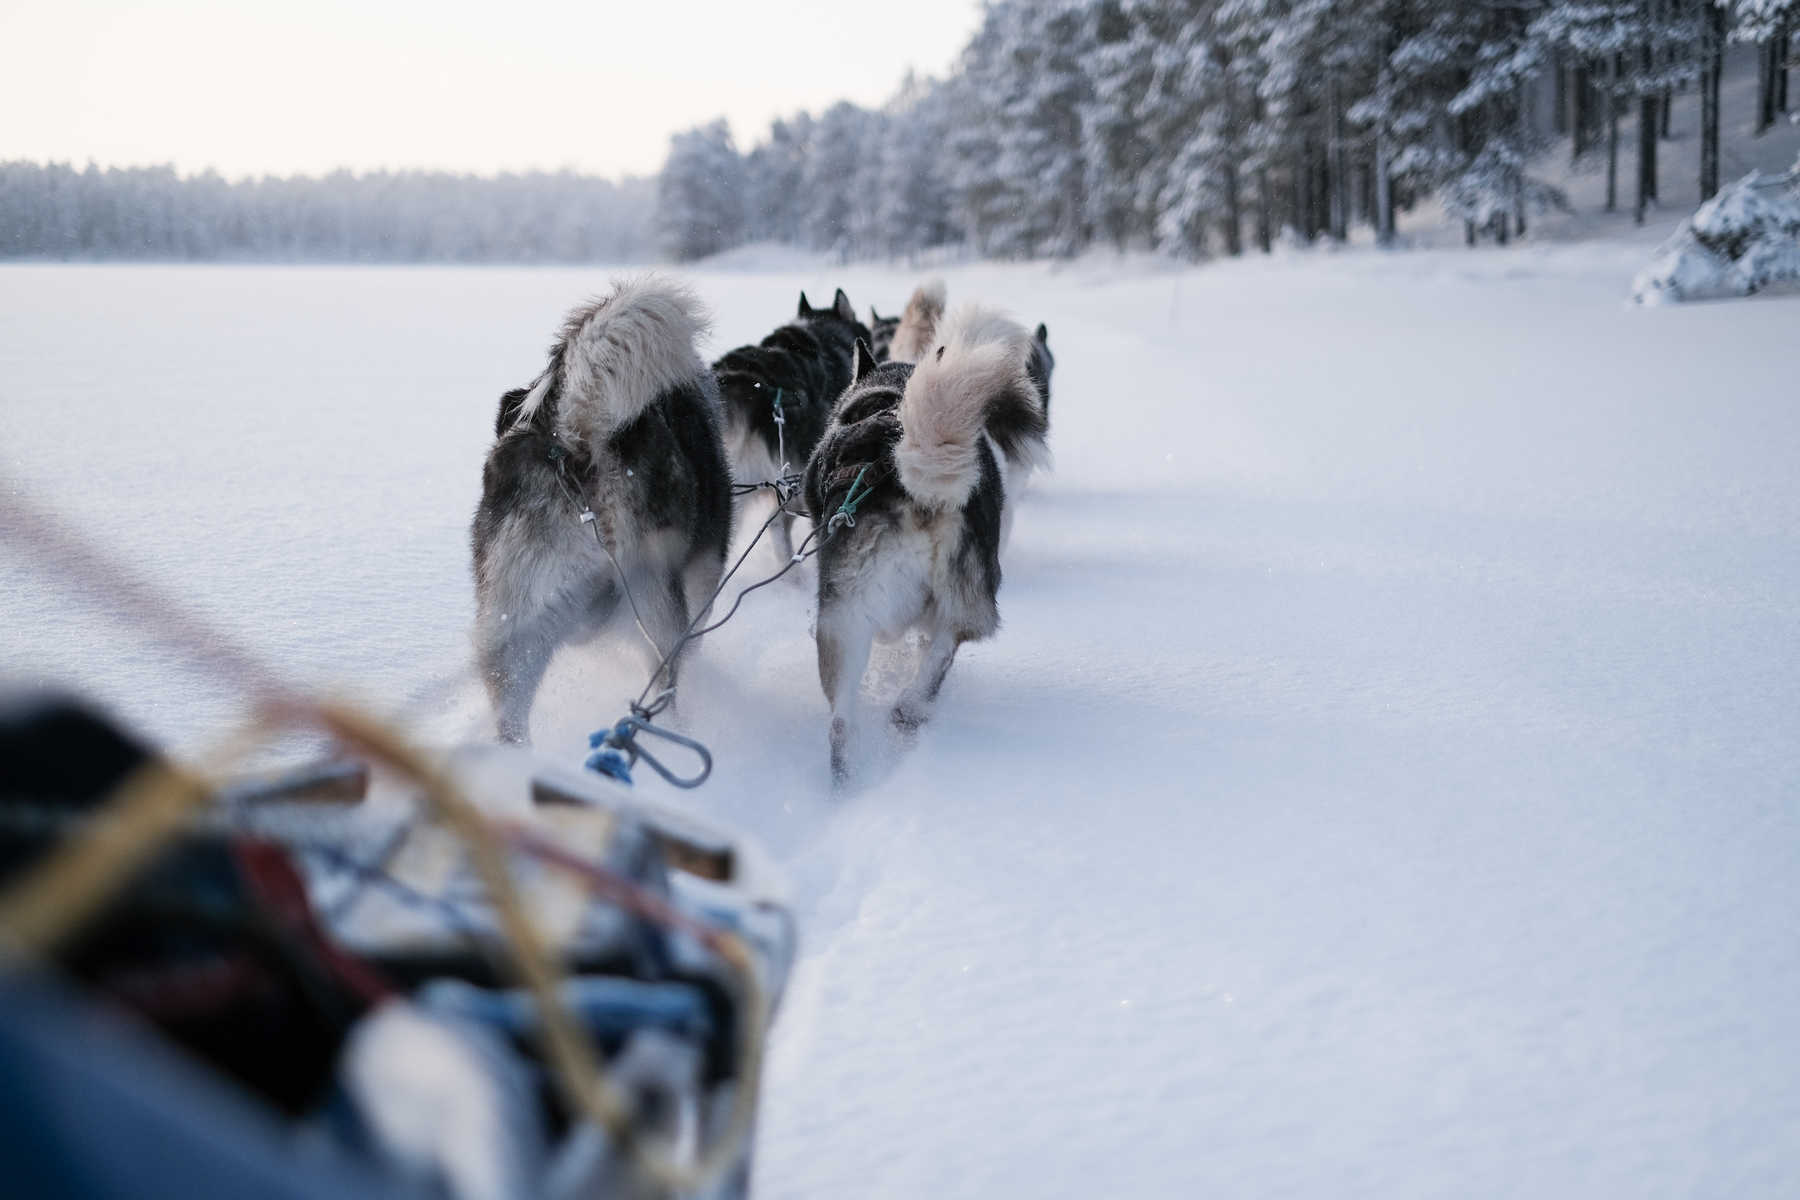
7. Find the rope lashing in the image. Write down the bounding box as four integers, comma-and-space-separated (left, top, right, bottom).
828, 464, 874, 534
557, 419, 879, 791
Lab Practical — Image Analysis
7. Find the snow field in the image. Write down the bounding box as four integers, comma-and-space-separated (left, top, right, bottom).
2, 251, 1799, 1196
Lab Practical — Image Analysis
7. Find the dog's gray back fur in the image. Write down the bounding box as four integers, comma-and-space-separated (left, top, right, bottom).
472, 277, 732, 742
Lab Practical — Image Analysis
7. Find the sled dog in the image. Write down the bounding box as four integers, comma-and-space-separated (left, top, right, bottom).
472, 277, 732, 742
803, 305, 1048, 781
867, 306, 900, 362
712, 288, 868, 559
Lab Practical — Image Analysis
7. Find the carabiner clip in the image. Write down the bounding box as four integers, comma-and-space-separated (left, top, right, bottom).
623, 716, 714, 789
587, 714, 712, 790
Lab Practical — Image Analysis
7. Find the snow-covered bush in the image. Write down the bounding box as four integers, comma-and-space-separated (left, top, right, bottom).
1632, 160, 1800, 305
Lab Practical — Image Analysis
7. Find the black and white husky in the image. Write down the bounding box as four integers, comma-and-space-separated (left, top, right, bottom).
712, 288, 869, 559
472, 277, 732, 743
803, 306, 1049, 782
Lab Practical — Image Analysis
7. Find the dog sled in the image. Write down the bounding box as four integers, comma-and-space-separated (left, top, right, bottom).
0, 692, 794, 1200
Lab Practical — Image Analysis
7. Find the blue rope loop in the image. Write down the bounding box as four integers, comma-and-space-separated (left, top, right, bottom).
584, 745, 634, 784
584, 713, 713, 790
584, 718, 639, 785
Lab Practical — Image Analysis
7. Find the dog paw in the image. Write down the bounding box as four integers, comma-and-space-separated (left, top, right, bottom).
889, 704, 927, 735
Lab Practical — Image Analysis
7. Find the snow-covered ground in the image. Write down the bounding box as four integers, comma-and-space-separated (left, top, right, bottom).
3, 248, 1798, 1197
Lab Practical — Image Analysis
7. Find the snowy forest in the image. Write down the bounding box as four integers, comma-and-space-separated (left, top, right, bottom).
0, 164, 656, 262
3, 1, 1794, 265
659, 0, 1798, 260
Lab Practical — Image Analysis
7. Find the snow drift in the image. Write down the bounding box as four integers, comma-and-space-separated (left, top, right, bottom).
1631, 158, 1800, 305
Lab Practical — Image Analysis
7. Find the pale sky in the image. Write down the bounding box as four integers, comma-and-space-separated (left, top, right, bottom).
1, 0, 982, 180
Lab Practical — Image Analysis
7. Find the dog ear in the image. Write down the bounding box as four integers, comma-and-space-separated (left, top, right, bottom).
833, 288, 856, 323
495, 386, 530, 437
797, 291, 813, 317
1035, 323, 1049, 346
852, 338, 878, 382
869, 306, 882, 324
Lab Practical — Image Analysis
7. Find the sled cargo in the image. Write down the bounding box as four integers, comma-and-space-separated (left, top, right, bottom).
0, 695, 794, 1200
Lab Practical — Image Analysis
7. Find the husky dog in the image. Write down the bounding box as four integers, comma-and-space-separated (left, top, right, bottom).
803, 306, 1049, 782
884, 280, 947, 365
712, 288, 868, 559
867, 307, 900, 362
472, 277, 732, 743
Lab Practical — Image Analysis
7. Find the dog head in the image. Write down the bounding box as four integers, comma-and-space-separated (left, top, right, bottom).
797, 288, 869, 337
868, 307, 901, 361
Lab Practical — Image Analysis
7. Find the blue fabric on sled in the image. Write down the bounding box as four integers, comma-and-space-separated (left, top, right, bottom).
0, 970, 400, 1200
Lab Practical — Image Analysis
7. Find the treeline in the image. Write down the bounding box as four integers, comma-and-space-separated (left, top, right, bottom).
659, 0, 1798, 262
0, 162, 656, 263
4, 2, 1790, 266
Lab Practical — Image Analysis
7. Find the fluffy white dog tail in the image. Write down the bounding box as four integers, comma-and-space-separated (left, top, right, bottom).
513, 275, 710, 447
895, 304, 1045, 508
886, 279, 948, 365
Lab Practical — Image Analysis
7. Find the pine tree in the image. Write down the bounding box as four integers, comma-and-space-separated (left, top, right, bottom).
958, 0, 1093, 258
1532, 3, 1694, 225
802, 101, 876, 258
1081, 0, 1159, 249
1446, 2, 1562, 241
656, 119, 747, 262
1133, 1, 1262, 257
875, 74, 959, 258
1700, 2, 1730, 200
744, 113, 812, 245
1728, 0, 1796, 129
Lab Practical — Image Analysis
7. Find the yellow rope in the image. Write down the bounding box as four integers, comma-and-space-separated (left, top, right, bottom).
0, 759, 212, 957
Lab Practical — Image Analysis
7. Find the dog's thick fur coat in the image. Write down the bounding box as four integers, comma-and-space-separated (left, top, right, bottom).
472, 277, 732, 742
804, 305, 1047, 781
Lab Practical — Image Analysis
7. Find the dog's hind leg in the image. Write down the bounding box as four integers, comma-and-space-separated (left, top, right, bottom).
816, 604, 875, 784
891, 623, 964, 735
633, 568, 694, 705
478, 616, 559, 744
682, 553, 725, 635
